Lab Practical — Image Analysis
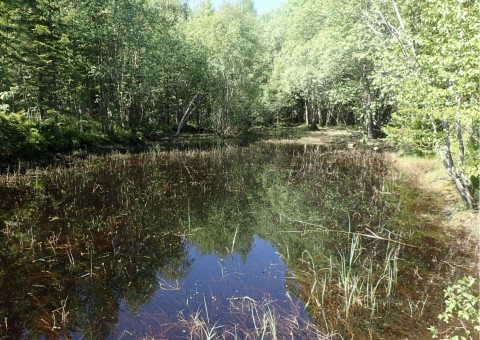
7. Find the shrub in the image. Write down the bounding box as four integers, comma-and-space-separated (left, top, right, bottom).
429, 276, 480, 339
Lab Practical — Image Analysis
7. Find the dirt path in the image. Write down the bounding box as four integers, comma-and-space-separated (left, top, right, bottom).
390, 154, 479, 253
261, 127, 362, 146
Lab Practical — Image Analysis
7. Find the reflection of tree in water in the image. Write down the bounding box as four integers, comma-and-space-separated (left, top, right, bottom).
0, 144, 400, 338
177, 147, 267, 260
0, 155, 194, 338
0, 146, 275, 336
225, 145, 401, 337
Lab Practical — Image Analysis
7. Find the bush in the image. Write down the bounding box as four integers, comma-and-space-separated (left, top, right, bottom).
429, 276, 480, 339
0, 113, 32, 158
0, 112, 108, 159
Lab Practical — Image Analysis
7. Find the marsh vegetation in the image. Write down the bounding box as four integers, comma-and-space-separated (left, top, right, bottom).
0, 138, 476, 339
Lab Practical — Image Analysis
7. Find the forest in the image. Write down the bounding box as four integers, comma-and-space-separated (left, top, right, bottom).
0, 0, 478, 208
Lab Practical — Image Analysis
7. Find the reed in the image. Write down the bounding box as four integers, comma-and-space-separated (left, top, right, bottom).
288, 222, 403, 335
158, 294, 328, 339
178, 310, 221, 340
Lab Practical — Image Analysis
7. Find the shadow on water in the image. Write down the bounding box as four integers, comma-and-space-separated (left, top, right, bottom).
0, 142, 475, 338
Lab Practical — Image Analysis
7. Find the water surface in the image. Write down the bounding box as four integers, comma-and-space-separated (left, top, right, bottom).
0, 142, 474, 338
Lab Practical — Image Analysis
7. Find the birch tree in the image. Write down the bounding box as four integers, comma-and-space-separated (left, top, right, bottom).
184, 0, 264, 135
366, 0, 479, 208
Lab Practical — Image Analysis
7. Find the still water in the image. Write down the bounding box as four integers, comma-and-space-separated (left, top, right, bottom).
0, 142, 474, 338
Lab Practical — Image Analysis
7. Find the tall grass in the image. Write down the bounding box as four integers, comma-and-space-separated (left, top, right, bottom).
289, 232, 402, 335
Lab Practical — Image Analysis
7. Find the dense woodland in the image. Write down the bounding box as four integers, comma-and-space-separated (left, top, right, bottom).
0, 0, 478, 207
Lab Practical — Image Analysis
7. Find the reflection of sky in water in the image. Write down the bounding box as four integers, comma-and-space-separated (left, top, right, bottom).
111, 236, 306, 338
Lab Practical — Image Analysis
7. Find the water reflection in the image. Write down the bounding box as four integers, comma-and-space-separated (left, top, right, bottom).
110, 236, 305, 338
0, 143, 473, 338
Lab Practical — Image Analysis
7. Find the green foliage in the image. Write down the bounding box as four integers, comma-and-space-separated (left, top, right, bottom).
37, 115, 106, 152
384, 109, 436, 155
0, 113, 31, 157
262, 0, 389, 134
429, 276, 480, 339
0, 112, 106, 159
368, 0, 480, 208
0, 0, 269, 143
184, 0, 265, 134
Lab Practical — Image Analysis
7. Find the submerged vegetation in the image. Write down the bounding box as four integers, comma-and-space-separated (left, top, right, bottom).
0, 140, 476, 338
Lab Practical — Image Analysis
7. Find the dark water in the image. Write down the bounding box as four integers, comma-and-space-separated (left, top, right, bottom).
0, 143, 474, 338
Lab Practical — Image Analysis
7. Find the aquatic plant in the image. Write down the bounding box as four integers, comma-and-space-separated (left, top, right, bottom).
173, 295, 328, 339
0, 143, 474, 339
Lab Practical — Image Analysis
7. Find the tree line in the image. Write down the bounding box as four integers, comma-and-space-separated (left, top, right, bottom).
0, 0, 478, 207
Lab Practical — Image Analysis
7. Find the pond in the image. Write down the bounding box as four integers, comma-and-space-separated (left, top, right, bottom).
0, 141, 474, 338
